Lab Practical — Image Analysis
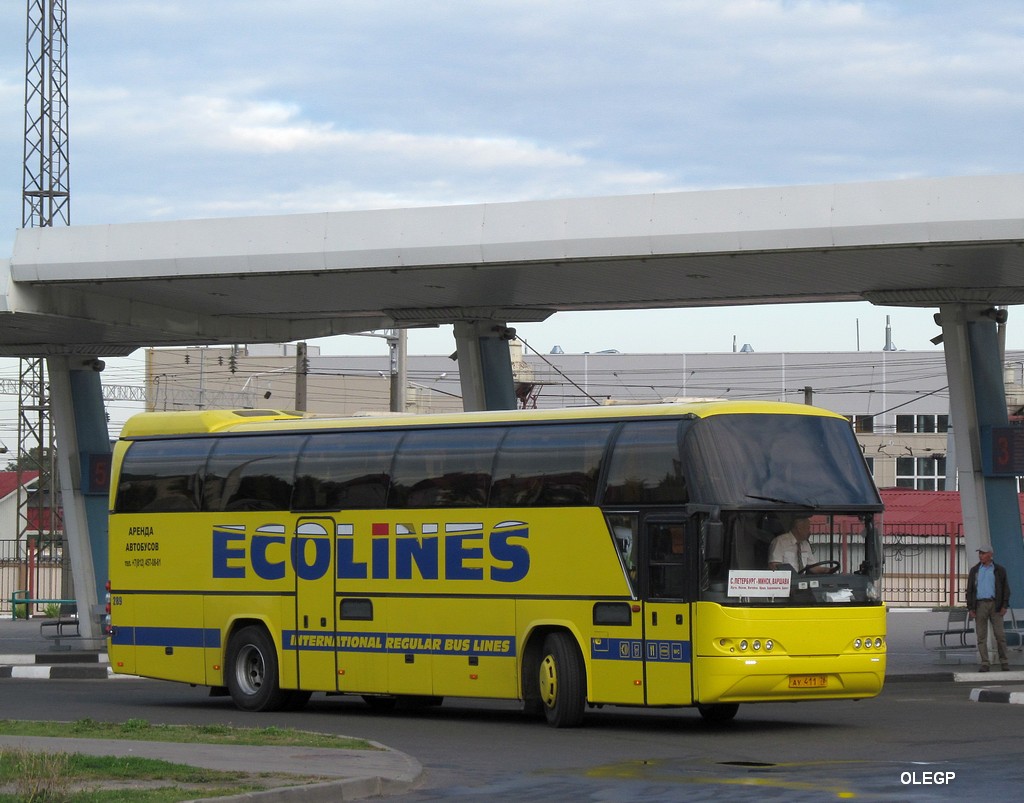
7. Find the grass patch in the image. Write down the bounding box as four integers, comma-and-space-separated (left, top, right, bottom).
0, 746, 262, 802
0, 719, 378, 801
0, 718, 373, 750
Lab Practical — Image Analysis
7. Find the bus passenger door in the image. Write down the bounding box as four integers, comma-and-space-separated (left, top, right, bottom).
293, 518, 338, 691
642, 517, 694, 706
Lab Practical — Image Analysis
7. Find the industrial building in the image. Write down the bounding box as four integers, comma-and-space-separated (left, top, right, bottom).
144, 342, 1024, 494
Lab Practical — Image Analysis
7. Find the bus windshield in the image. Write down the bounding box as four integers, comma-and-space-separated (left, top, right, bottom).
682, 413, 882, 606
700, 510, 883, 606
683, 413, 880, 509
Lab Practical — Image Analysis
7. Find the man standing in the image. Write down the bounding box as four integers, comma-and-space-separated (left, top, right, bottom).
966, 544, 1011, 672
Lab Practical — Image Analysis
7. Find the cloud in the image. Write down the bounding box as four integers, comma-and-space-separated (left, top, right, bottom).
177, 93, 588, 170
2, 0, 1023, 245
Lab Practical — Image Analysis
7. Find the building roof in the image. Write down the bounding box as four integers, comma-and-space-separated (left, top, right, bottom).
0, 470, 39, 502
879, 488, 1024, 532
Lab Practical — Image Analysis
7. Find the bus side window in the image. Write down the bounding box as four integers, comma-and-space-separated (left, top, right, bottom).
293, 431, 400, 511
115, 438, 212, 513
490, 423, 614, 507
390, 427, 501, 508
606, 513, 638, 582
203, 435, 305, 512
602, 420, 688, 505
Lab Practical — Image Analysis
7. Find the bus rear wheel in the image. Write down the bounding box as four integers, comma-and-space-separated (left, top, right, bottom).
537, 633, 586, 728
226, 625, 289, 712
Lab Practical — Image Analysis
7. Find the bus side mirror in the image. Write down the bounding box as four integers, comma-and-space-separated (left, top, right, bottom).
704, 520, 724, 562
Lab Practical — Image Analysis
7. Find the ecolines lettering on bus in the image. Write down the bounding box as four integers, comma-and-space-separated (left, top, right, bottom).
211, 521, 531, 583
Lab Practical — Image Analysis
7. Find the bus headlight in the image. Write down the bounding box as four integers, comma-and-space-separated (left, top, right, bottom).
739, 640, 748, 651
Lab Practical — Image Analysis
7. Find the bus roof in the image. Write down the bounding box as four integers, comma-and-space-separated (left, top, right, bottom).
119, 400, 847, 438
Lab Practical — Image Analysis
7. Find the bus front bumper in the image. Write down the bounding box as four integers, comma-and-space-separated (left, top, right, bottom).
694, 652, 886, 703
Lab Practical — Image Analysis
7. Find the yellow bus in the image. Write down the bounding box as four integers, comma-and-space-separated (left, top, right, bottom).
106, 400, 885, 726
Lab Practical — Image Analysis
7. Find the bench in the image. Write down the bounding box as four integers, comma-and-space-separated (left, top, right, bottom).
39, 617, 81, 650
922, 608, 975, 651
1002, 608, 1024, 649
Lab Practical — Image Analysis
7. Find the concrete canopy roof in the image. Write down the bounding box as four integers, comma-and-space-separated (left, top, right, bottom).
3, 173, 1024, 357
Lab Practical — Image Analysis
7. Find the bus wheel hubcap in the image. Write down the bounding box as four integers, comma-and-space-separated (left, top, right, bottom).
238, 646, 265, 694
539, 654, 558, 708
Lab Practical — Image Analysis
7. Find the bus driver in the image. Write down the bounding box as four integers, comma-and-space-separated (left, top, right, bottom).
769, 514, 830, 574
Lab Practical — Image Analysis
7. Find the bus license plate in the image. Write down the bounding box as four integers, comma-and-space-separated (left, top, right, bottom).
789, 674, 827, 688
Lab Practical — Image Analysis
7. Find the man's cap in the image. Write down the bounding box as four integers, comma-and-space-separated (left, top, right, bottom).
977, 545, 994, 553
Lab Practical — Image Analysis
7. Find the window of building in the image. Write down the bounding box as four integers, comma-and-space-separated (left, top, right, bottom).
846, 414, 874, 433
895, 414, 949, 434
895, 455, 947, 490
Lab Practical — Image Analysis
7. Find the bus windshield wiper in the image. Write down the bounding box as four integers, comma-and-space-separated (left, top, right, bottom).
746, 494, 816, 509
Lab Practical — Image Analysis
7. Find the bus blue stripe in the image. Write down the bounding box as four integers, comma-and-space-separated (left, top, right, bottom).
111, 626, 221, 648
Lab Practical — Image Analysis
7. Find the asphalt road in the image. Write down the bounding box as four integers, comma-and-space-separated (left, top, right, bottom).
2, 675, 1019, 801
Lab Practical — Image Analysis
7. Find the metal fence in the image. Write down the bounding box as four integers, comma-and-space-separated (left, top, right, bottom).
0, 524, 974, 616
881, 524, 968, 608
0, 539, 66, 617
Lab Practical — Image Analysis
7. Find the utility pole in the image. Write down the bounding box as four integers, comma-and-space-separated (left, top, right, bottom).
19, 0, 71, 602
388, 329, 407, 413
295, 342, 308, 411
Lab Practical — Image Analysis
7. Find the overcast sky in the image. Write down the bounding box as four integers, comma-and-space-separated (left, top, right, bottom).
1, 0, 1023, 378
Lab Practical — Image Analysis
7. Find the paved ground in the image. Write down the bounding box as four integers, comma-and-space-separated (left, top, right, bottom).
1, 607, 1023, 801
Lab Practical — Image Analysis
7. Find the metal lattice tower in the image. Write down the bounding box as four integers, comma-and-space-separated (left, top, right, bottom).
23, 0, 70, 229
18, 0, 70, 588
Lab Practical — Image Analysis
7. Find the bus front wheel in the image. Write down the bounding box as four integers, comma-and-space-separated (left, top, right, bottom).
537, 633, 586, 728
226, 625, 289, 712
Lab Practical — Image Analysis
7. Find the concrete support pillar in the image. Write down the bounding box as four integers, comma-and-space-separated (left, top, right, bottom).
452, 321, 518, 412
940, 303, 1024, 595
47, 356, 112, 643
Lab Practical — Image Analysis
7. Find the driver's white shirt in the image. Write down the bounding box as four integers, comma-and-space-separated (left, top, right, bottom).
769, 532, 815, 570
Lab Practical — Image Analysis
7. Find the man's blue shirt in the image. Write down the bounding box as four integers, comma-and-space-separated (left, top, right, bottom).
977, 563, 996, 599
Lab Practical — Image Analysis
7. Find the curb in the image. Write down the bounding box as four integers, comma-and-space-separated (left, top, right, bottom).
202, 773, 419, 802
969, 687, 1024, 705
0, 664, 115, 679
